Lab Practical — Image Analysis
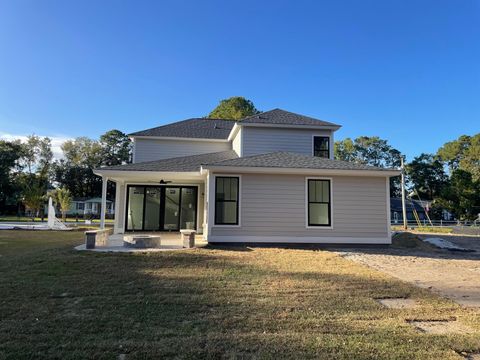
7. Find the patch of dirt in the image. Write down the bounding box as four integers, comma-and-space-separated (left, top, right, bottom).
409, 320, 474, 335
338, 235, 480, 307
391, 232, 437, 250
376, 298, 417, 309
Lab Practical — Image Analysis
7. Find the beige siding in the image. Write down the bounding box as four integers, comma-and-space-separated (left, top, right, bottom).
242, 127, 334, 158
232, 127, 242, 156
133, 138, 231, 163
210, 174, 389, 243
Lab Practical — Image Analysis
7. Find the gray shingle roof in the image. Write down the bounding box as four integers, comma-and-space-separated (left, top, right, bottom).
98, 150, 238, 172
129, 118, 235, 139
239, 109, 341, 128
206, 152, 395, 171
129, 109, 340, 140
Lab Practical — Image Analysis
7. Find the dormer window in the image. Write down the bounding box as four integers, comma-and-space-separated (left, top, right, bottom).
313, 136, 330, 158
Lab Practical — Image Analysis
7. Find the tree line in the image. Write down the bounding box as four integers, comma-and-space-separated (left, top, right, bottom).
0, 130, 131, 218
335, 134, 480, 221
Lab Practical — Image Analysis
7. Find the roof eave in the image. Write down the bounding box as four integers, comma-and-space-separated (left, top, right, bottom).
201, 165, 400, 177
237, 123, 341, 131
129, 135, 229, 142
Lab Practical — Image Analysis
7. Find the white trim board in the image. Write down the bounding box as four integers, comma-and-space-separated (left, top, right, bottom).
207, 236, 391, 244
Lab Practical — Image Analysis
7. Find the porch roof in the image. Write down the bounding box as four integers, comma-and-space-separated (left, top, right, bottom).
95, 150, 238, 173
202, 151, 401, 176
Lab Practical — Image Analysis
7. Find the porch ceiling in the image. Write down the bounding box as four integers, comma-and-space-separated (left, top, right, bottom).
94, 170, 205, 183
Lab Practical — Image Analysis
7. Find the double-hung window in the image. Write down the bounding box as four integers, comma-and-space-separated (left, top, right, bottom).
313, 136, 330, 158
215, 176, 239, 225
307, 179, 331, 227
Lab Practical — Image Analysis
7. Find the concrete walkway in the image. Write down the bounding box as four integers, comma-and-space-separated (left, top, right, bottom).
337, 234, 480, 308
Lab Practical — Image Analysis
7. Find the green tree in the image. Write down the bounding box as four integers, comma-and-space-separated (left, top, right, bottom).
18, 135, 53, 219
334, 136, 402, 196
20, 135, 53, 176
438, 169, 480, 221
22, 180, 45, 220
0, 140, 23, 213
61, 137, 103, 168
406, 153, 447, 200
437, 134, 480, 180
208, 96, 259, 120
333, 138, 356, 162
100, 129, 132, 166
53, 130, 131, 199
51, 187, 72, 222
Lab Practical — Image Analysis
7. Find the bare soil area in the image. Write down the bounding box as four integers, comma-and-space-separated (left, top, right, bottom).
338, 233, 480, 308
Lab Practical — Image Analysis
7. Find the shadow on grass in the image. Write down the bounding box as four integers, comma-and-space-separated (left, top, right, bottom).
2, 239, 480, 359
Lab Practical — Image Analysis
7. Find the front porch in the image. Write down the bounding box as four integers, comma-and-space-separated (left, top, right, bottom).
75, 232, 207, 252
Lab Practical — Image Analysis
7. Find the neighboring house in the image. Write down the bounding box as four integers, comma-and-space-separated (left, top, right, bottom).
73, 198, 115, 217
94, 109, 400, 244
390, 198, 427, 223
45, 198, 115, 217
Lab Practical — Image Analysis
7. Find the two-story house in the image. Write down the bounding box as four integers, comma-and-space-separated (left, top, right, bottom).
94, 109, 400, 244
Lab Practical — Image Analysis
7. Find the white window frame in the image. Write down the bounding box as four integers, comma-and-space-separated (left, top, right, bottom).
212, 174, 242, 228
311, 134, 333, 159
305, 177, 334, 229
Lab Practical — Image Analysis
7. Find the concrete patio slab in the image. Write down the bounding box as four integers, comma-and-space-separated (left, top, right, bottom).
74, 232, 206, 253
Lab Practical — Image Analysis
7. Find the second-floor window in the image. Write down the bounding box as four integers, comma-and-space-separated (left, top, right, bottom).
313, 136, 330, 158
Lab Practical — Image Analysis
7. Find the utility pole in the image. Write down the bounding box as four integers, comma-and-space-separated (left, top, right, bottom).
401, 157, 408, 230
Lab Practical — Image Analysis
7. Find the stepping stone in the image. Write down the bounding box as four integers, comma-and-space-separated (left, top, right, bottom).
376, 298, 417, 309
409, 320, 474, 335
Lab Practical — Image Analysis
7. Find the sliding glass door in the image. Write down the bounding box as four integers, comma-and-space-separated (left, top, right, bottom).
125, 185, 197, 232
163, 188, 180, 231
144, 187, 161, 230
127, 186, 144, 231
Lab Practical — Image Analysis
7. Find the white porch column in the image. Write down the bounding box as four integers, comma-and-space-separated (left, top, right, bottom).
205, 171, 215, 241
100, 176, 108, 229
113, 180, 125, 234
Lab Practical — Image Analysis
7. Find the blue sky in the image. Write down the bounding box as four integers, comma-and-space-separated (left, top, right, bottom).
0, 0, 478, 160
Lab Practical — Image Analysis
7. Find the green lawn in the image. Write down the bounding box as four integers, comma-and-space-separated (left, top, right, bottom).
0, 231, 479, 359
0, 216, 114, 224
392, 225, 454, 234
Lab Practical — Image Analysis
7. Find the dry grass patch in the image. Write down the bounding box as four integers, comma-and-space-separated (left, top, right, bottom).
0, 232, 479, 359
